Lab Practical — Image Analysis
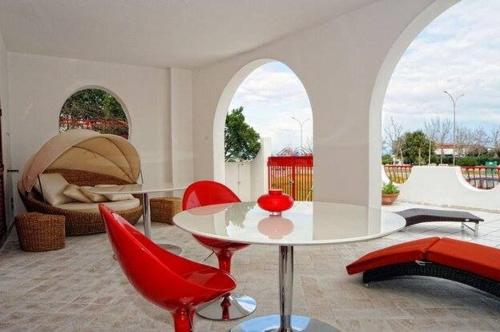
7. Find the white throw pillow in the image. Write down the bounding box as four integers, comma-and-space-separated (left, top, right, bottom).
95, 184, 135, 201
80, 186, 108, 203
33, 173, 74, 206
62, 184, 92, 203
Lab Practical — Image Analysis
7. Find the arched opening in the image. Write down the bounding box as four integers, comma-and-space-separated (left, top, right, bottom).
373, 0, 500, 212
59, 87, 130, 139
214, 60, 313, 200
368, 0, 456, 207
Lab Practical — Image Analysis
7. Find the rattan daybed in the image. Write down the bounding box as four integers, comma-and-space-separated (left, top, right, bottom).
18, 129, 143, 236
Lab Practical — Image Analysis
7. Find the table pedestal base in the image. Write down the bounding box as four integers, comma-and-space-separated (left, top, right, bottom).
229, 314, 338, 332
197, 293, 256, 320
142, 192, 182, 255
231, 245, 338, 332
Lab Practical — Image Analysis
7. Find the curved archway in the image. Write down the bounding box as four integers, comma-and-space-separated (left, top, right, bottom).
368, 1, 457, 207
58, 86, 131, 139
213, 59, 273, 182
214, 59, 313, 200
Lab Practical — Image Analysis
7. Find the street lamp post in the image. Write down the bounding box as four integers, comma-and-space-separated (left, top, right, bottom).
291, 116, 310, 149
444, 91, 464, 166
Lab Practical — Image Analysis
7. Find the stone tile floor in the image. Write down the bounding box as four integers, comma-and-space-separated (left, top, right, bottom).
1, 202, 499, 331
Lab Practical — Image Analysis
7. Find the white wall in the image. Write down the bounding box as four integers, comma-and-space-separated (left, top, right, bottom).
7, 53, 172, 194
225, 137, 272, 201
251, 137, 271, 199
0, 30, 14, 229
170, 68, 194, 187
399, 166, 500, 212
225, 162, 252, 201
192, 0, 454, 208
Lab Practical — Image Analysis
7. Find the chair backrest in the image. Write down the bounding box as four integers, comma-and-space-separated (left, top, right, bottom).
182, 180, 241, 210
98, 204, 211, 310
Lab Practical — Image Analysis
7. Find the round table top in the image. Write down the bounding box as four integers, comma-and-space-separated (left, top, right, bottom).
88, 183, 185, 195
173, 201, 406, 246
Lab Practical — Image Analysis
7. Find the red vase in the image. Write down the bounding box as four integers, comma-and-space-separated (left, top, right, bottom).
257, 189, 294, 215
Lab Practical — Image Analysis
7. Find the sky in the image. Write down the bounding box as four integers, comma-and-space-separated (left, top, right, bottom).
229, 0, 500, 154
383, 0, 500, 136
229, 61, 312, 154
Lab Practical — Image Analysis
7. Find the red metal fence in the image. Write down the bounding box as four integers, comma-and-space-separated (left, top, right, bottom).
384, 164, 500, 189
268, 155, 313, 201
59, 117, 129, 138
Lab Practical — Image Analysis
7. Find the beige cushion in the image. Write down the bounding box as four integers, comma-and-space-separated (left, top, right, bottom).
80, 186, 108, 203
33, 173, 74, 206
56, 198, 140, 213
62, 184, 93, 203
95, 184, 135, 201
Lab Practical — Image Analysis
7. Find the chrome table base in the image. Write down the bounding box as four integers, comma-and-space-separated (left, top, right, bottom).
197, 293, 256, 320
142, 192, 182, 255
231, 246, 337, 332
230, 314, 339, 332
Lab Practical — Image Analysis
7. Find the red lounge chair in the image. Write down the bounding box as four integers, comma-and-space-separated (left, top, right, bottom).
182, 180, 257, 320
346, 237, 500, 297
99, 205, 236, 332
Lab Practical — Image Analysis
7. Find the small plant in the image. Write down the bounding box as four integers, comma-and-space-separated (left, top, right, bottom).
382, 182, 400, 195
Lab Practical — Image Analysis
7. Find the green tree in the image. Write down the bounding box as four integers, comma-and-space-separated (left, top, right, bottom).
225, 107, 261, 161
381, 154, 393, 165
398, 130, 434, 165
59, 88, 128, 138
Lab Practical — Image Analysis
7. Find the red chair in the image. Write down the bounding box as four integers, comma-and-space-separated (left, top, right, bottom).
99, 204, 236, 331
182, 180, 256, 320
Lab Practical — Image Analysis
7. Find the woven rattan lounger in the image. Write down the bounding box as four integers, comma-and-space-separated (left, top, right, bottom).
395, 208, 483, 237
346, 237, 500, 298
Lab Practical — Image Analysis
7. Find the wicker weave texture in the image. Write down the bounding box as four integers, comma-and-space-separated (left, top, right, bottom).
363, 262, 500, 298
150, 197, 181, 224
18, 169, 142, 236
15, 212, 65, 252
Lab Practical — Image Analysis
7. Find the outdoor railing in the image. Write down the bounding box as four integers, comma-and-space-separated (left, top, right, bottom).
461, 166, 500, 189
384, 165, 413, 184
384, 164, 500, 190
268, 155, 313, 201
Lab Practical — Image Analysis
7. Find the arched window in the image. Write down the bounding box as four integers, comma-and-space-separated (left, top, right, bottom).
59, 88, 129, 138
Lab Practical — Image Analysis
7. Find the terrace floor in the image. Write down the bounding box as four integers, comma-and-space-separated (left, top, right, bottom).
1, 202, 500, 331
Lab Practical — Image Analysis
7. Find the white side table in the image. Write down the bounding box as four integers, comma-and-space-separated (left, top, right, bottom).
91, 183, 185, 254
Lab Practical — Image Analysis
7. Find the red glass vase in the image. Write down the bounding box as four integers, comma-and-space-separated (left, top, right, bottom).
257, 189, 294, 215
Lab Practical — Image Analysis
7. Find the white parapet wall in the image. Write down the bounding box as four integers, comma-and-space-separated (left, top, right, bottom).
398, 166, 500, 212
225, 137, 271, 201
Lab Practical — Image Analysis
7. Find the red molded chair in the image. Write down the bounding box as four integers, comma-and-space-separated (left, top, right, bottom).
182, 180, 257, 320
99, 204, 236, 331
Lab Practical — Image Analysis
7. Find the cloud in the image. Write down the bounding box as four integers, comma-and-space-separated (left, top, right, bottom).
383, 0, 500, 136
229, 61, 313, 153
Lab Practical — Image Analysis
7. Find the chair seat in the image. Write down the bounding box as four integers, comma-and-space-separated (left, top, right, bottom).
181, 267, 236, 292
426, 237, 500, 281
194, 234, 249, 252
346, 237, 440, 275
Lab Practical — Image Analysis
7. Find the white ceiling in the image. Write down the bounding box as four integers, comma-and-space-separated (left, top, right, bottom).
0, 0, 377, 68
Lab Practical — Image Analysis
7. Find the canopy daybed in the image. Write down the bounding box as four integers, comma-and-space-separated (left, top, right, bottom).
18, 129, 143, 236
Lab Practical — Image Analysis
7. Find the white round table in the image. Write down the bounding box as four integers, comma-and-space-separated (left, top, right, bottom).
173, 201, 406, 331
90, 183, 185, 254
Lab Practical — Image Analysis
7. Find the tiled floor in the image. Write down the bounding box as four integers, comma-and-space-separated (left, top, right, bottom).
1, 203, 500, 331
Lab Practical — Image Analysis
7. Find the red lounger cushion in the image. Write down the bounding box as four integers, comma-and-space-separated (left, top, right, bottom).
346, 237, 440, 275
426, 237, 500, 281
